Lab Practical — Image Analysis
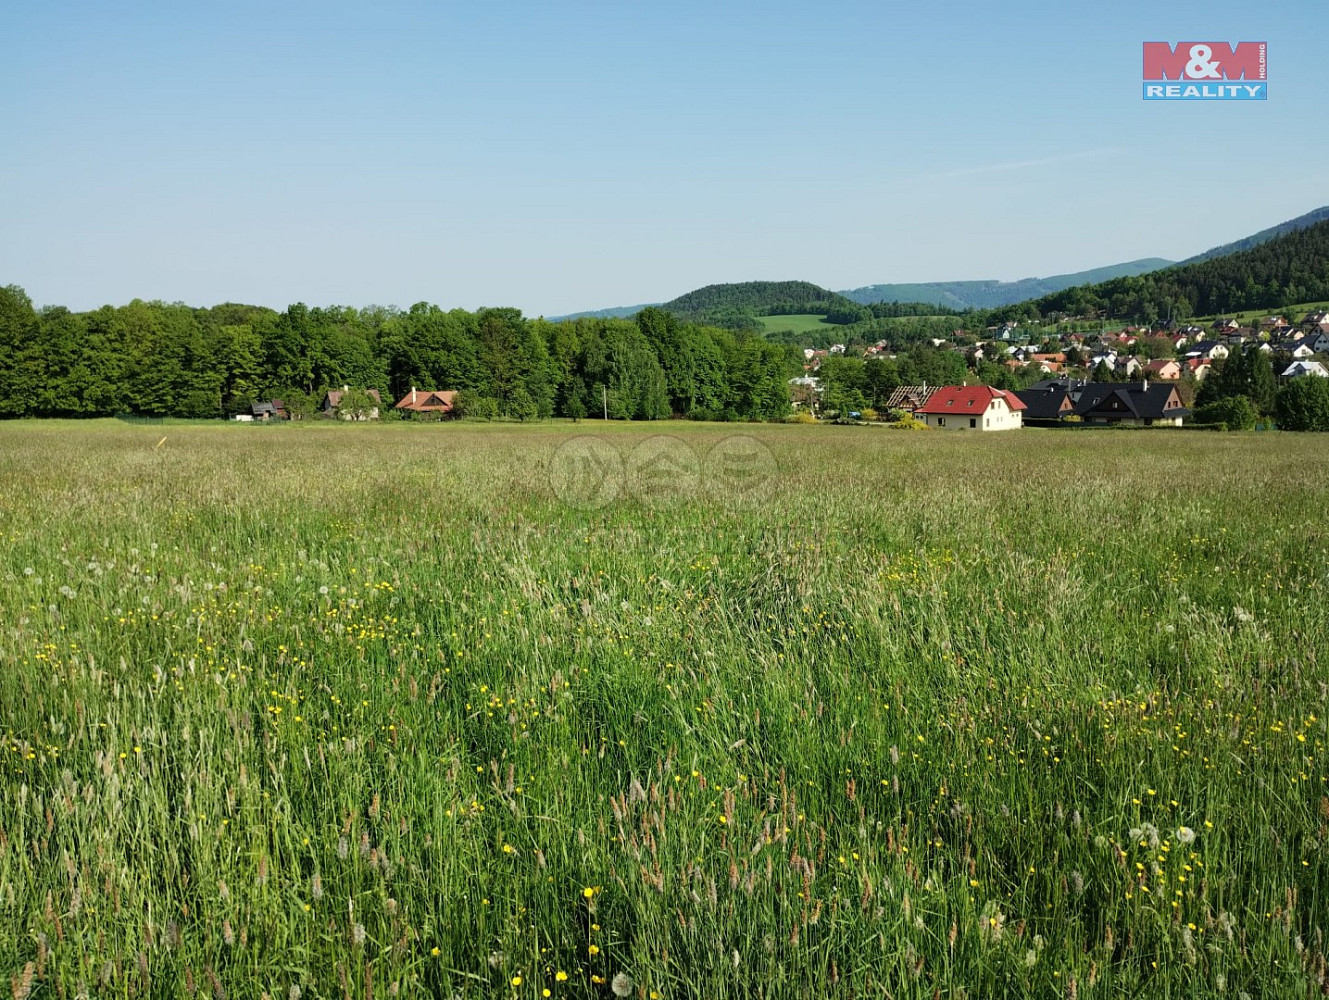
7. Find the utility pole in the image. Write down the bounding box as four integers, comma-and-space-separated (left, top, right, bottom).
602, 384, 608, 421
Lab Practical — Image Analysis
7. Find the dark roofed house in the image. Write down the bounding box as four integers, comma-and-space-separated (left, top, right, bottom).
1012, 386, 1076, 422
251, 399, 288, 421
1073, 380, 1189, 427
1185, 340, 1230, 360
394, 387, 458, 417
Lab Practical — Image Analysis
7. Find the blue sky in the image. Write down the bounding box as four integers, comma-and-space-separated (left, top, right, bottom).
3, 0, 1325, 315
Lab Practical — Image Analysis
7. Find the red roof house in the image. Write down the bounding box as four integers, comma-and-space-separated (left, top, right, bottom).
394, 387, 458, 417
916, 385, 1026, 431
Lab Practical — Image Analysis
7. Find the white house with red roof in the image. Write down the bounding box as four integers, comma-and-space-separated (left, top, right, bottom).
916, 385, 1026, 431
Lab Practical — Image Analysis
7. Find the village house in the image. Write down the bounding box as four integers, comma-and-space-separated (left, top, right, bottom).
394, 387, 457, 417
321, 387, 381, 420
1114, 356, 1143, 378
1185, 357, 1214, 381
883, 385, 936, 415
1014, 378, 1189, 427
1143, 358, 1182, 380
1185, 340, 1230, 360
788, 376, 821, 410
1284, 341, 1317, 360
1074, 380, 1190, 427
251, 399, 287, 421
1088, 350, 1117, 370
1305, 329, 1329, 354
1280, 360, 1329, 380
916, 385, 1025, 431
1012, 385, 1076, 421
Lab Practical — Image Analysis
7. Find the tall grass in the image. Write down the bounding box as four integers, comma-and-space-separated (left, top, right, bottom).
0, 420, 1326, 998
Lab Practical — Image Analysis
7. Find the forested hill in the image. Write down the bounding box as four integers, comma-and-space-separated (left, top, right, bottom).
989, 218, 1329, 323
1181, 206, 1329, 265
660, 281, 858, 328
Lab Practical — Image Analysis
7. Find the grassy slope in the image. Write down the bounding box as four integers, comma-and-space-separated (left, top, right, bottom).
757, 313, 838, 335
1, 421, 1326, 998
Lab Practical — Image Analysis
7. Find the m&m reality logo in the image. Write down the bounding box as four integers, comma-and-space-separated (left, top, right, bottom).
1143, 42, 1267, 101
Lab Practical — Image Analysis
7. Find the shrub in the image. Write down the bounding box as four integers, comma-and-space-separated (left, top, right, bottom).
786, 410, 818, 424
888, 415, 929, 430
1194, 395, 1256, 431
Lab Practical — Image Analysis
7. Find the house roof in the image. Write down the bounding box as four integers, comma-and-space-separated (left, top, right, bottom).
395, 388, 457, 411
324, 389, 382, 408
1073, 382, 1190, 421
1144, 359, 1181, 373
884, 385, 936, 411
916, 385, 1027, 414
1281, 361, 1329, 377
1011, 388, 1075, 420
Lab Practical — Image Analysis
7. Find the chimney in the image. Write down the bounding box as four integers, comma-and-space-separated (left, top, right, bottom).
1142, 378, 1148, 391
342, 384, 349, 392
411, 386, 417, 403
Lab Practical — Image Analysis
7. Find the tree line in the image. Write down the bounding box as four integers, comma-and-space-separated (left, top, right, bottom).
0, 289, 796, 421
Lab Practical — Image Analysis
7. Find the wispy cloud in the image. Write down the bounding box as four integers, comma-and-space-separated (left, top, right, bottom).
941, 148, 1120, 178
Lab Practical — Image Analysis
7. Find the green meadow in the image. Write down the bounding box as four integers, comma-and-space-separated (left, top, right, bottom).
756, 314, 839, 336
1, 420, 1326, 998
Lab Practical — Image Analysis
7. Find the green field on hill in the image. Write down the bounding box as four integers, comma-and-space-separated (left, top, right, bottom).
757, 313, 838, 335
1, 421, 1327, 998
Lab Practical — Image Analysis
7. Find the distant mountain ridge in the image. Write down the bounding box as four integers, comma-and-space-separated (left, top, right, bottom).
837, 259, 1174, 309
549, 205, 1329, 319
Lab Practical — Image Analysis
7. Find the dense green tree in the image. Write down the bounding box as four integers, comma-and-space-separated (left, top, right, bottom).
283, 389, 318, 421
862, 358, 900, 408
0, 285, 41, 416
1195, 395, 1257, 430
334, 387, 377, 421
1247, 348, 1277, 415
1275, 377, 1329, 431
